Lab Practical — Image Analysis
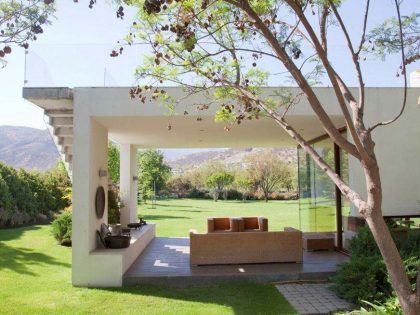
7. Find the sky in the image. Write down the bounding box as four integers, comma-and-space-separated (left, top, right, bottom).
0, 0, 418, 133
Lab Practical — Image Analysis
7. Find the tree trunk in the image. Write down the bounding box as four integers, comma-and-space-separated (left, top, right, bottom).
223, 190, 228, 201
365, 212, 420, 315
363, 162, 420, 315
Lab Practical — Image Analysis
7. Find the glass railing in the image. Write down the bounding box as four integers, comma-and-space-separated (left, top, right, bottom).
24, 43, 148, 87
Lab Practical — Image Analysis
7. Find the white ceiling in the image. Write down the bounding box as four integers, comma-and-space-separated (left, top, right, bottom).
96, 115, 345, 148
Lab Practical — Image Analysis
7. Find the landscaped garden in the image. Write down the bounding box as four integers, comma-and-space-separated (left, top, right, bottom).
138, 198, 337, 237
138, 198, 301, 237
0, 224, 297, 315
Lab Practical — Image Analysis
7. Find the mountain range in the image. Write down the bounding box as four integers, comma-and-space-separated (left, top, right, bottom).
0, 126, 60, 171
0, 126, 297, 173
165, 147, 297, 174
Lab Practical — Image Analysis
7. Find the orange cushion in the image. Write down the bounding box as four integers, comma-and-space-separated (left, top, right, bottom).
243, 217, 259, 230
213, 218, 231, 230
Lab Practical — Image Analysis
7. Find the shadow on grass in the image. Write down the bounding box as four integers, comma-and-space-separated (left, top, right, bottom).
143, 203, 203, 209
0, 225, 41, 241
98, 282, 296, 315
173, 209, 209, 213
143, 214, 191, 221
213, 200, 301, 205
0, 242, 71, 275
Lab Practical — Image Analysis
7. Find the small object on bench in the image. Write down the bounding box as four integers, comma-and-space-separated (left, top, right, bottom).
122, 228, 131, 237
97, 223, 131, 249
127, 218, 147, 230
104, 235, 131, 249
302, 233, 335, 251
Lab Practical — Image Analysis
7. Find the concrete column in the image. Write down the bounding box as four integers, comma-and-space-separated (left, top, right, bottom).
72, 114, 108, 286
119, 144, 138, 226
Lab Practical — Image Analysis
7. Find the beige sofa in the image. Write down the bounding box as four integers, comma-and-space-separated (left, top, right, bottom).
190, 227, 303, 265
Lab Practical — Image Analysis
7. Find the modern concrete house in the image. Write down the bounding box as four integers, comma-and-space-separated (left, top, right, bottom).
23, 85, 420, 287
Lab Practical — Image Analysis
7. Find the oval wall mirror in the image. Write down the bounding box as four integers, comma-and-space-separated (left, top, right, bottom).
95, 186, 106, 219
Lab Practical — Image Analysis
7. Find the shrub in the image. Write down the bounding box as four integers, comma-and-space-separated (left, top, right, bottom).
0, 174, 13, 223
331, 226, 420, 305
0, 162, 71, 227
330, 256, 391, 304
188, 188, 210, 199
108, 188, 120, 224
225, 189, 243, 200
345, 297, 403, 315
51, 210, 72, 246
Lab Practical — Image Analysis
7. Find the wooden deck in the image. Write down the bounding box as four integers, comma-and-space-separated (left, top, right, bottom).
123, 237, 349, 287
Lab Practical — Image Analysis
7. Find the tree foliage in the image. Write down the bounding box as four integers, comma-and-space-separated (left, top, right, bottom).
204, 171, 234, 201
0, 0, 55, 62
166, 176, 192, 197
0, 161, 71, 227
138, 149, 171, 201
246, 152, 294, 202
108, 141, 120, 184
233, 169, 254, 200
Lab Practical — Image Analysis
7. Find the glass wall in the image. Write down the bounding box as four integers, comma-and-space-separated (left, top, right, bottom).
340, 149, 351, 250
298, 139, 336, 233
298, 132, 349, 249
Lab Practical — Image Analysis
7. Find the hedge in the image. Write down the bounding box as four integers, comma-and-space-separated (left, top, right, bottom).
0, 162, 71, 227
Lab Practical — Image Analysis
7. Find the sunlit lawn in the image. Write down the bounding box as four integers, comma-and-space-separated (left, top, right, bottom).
138, 198, 337, 237
0, 225, 297, 315
138, 198, 301, 237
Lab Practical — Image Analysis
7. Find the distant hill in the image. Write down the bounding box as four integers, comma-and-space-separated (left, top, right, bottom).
0, 125, 297, 173
165, 147, 297, 174
0, 126, 60, 171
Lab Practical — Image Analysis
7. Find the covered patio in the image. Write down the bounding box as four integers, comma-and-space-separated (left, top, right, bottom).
123, 237, 348, 287
22, 85, 420, 287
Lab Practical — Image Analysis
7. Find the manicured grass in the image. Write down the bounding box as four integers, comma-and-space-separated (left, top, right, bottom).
0, 225, 297, 315
138, 198, 336, 237
138, 198, 301, 237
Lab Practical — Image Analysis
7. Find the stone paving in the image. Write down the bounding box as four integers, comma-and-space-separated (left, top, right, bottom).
123, 237, 349, 286
276, 283, 354, 315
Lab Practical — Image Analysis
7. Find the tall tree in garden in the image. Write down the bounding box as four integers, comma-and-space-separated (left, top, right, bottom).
246, 152, 293, 202
233, 169, 254, 201
138, 149, 171, 202
205, 171, 234, 201
108, 141, 120, 185
0, 0, 55, 64
112, 1, 420, 312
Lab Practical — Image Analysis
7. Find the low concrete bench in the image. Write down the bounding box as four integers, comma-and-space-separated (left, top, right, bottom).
302, 233, 335, 251
88, 224, 155, 286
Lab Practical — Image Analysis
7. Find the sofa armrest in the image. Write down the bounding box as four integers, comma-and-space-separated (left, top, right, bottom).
207, 218, 215, 233
258, 217, 268, 231
189, 229, 198, 234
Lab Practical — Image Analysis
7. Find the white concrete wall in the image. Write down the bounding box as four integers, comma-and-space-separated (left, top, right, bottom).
120, 144, 139, 226
72, 109, 108, 286
348, 88, 420, 217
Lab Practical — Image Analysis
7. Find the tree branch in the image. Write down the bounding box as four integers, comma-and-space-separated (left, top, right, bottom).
368, 0, 408, 133
226, 0, 362, 160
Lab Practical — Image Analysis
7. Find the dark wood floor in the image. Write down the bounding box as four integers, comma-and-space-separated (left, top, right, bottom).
123, 237, 349, 287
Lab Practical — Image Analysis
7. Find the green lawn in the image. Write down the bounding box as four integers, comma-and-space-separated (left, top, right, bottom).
0, 225, 297, 315
138, 198, 335, 237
